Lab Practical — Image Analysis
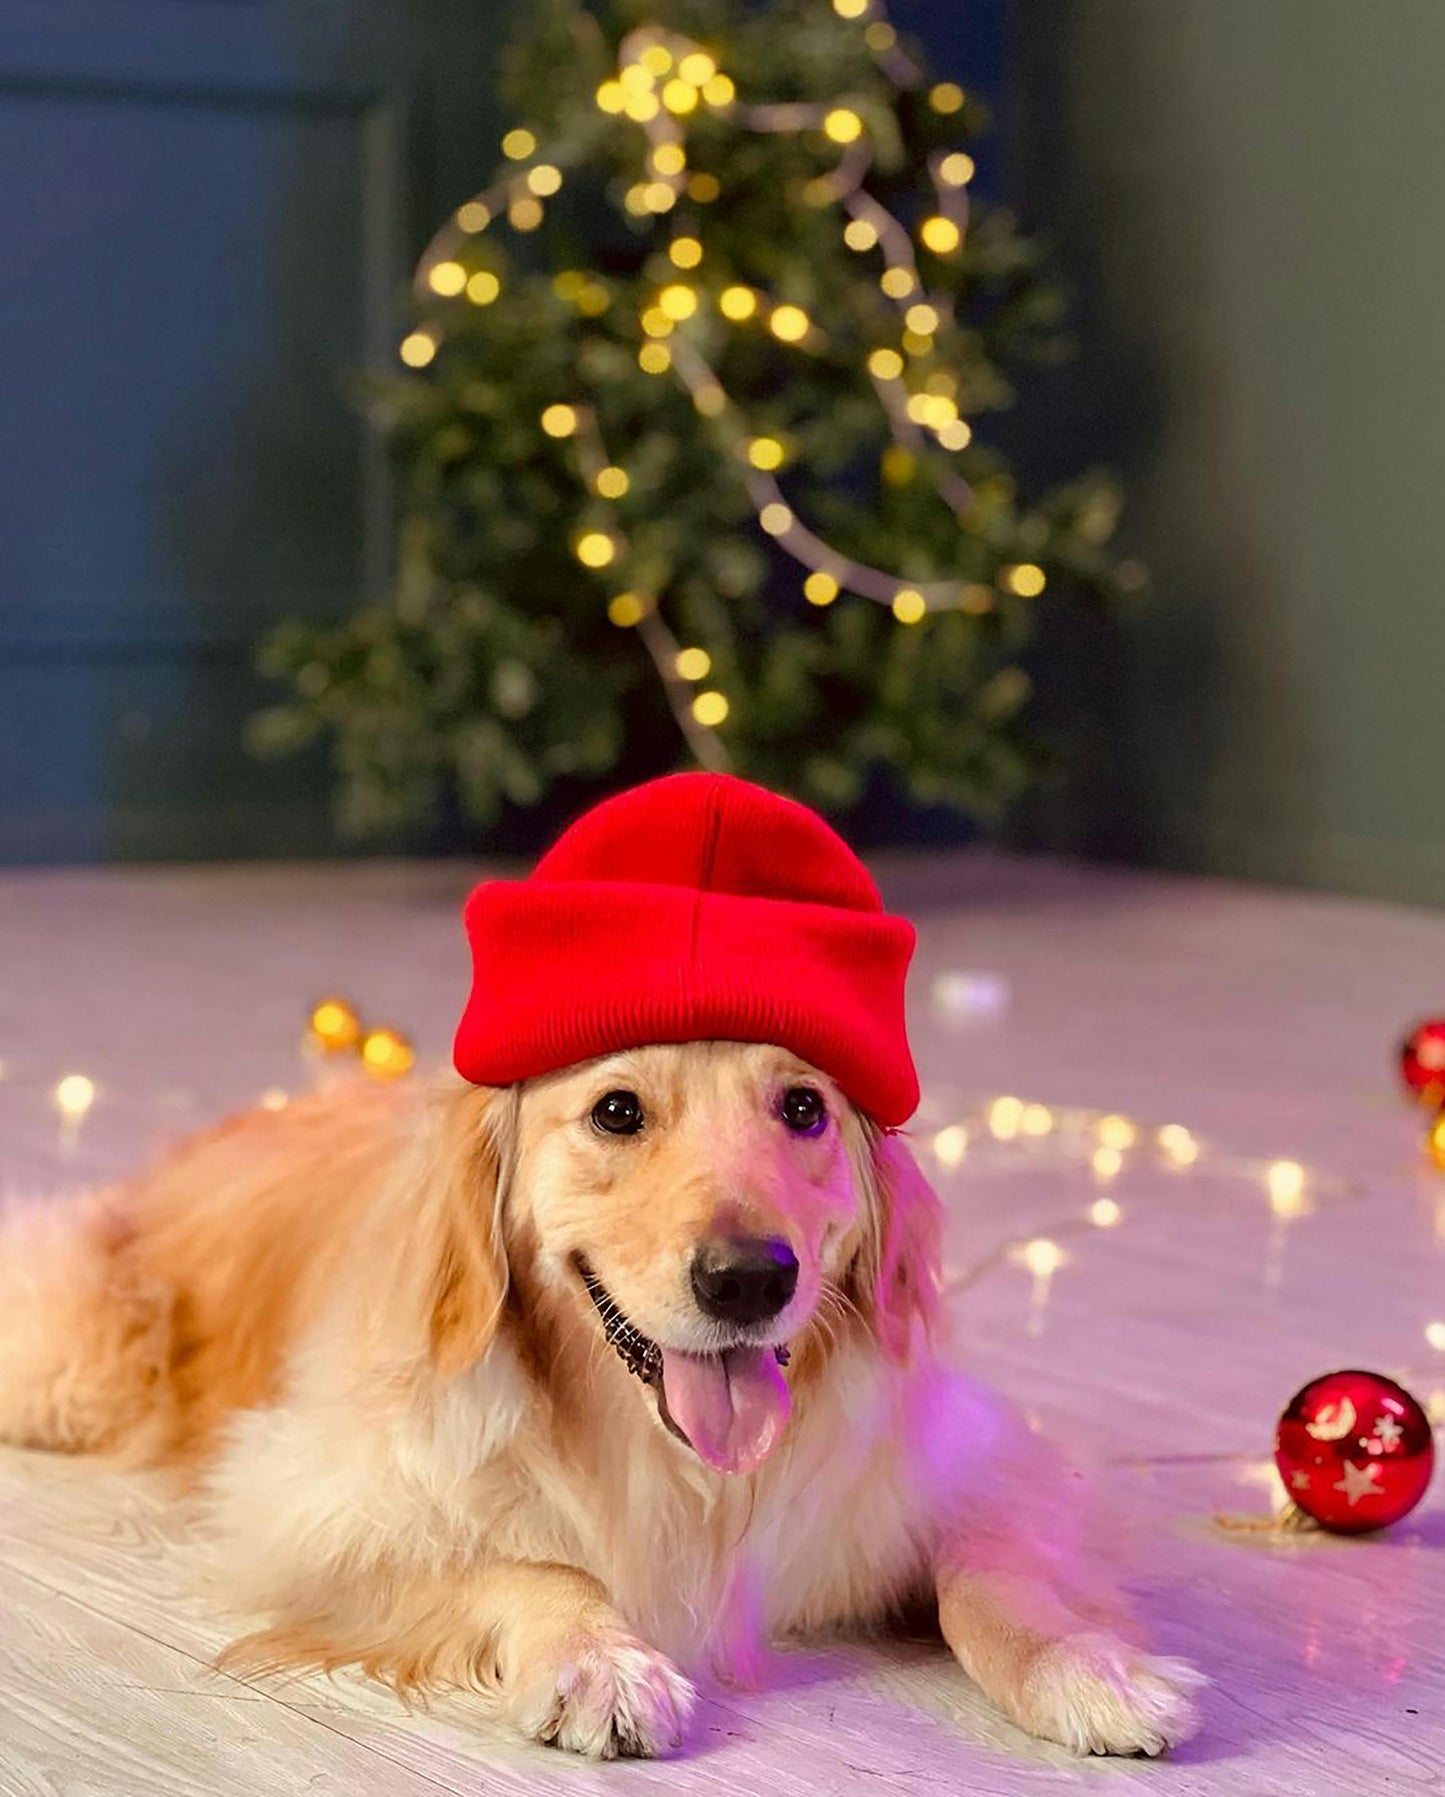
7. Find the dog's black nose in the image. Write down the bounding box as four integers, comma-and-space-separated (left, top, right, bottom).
691, 1237, 799, 1327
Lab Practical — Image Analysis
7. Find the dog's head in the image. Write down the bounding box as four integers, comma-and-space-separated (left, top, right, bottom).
410, 1041, 941, 1476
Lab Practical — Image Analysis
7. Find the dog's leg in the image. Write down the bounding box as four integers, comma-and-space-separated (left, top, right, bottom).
935, 1551, 1203, 1756
227, 1560, 695, 1761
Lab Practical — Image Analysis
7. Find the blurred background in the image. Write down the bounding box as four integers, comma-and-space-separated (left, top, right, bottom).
2, 0, 1441, 907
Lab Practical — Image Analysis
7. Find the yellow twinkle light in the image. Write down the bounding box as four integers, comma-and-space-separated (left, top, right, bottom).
868, 347, 904, 381
1019, 1238, 1065, 1279
892, 588, 926, 624
929, 82, 965, 115
658, 282, 698, 321
804, 570, 839, 606
933, 1125, 969, 1168
427, 260, 467, 297
1158, 1124, 1200, 1167
675, 646, 712, 680
988, 1095, 1024, 1140
678, 52, 717, 85
688, 172, 722, 202
608, 591, 647, 627
595, 465, 630, 499
920, 215, 962, 254
540, 404, 578, 438
624, 184, 652, 217
652, 143, 687, 177
702, 73, 736, 107
1092, 1146, 1124, 1181
747, 436, 786, 471
54, 1073, 96, 1120
834, 0, 869, 16
466, 271, 500, 306
527, 163, 563, 197
641, 307, 675, 338
940, 152, 976, 186
692, 690, 730, 725
719, 285, 758, 321
399, 330, 437, 368
1002, 563, 1047, 598
575, 280, 610, 316
1097, 1113, 1137, 1151
575, 531, 617, 568
1425, 1321, 1445, 1352
901, 329, 932, 358
595, 80, 626, 114
501, 127, 536, 159
624, 91, 661, 122
662, 78, 700, 115
1090, 1197, 1123, 1228
905, 393, 933, 424
644, 182, 678, 213
844, 218, 879, 252
619, 63, 654, 94
638, 343, 672, 373
1266, 1160, 1311, 1218
938, 420, 973, 451
759, 502, 794, 535
904, 302, 940, 335
509, 196, 544, 232
824, 108, 864, 144
769, 304, 810, 342
456, 201, 491, 233
1021, 1103, 1054, 1137
880, 266, 916, 299
865, 22, 897, 49
669, 235, 703, 268
641, 45, 674, 76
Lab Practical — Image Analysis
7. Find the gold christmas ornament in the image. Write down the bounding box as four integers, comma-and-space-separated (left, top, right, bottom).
360, 1027, 417, 1082
307, 997, 362, 1055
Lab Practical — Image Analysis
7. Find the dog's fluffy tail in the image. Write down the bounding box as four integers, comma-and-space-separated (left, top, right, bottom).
0, 1191, 175, 1459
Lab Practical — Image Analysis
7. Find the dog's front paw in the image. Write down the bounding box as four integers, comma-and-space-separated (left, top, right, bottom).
509, 1623, 696, 1759
1018, 1631, 1205, 1757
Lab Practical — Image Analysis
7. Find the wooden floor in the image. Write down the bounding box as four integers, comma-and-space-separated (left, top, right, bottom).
1, 851, 1442, 1795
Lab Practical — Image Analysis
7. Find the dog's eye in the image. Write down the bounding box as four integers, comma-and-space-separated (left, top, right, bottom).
780, 1086, 827, 1136
591, 1089, 644, 1136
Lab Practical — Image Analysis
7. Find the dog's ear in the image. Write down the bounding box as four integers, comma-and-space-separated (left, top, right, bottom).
366, 1082, 514, 1378
851, 1128, 944, 1363
425, 1084, 515, 1375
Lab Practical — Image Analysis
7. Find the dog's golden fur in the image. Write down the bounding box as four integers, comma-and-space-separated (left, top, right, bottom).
0, 1042, 1201, 1758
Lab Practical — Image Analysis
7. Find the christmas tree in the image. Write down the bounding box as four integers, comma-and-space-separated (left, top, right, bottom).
251, 0, 1133, 839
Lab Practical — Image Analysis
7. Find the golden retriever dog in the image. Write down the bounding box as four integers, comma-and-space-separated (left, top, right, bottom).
0, 773, 1201, 1761
0, 1053, 1199, 1759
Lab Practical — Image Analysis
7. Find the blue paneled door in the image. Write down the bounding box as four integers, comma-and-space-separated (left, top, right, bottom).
0, 0, 498, 861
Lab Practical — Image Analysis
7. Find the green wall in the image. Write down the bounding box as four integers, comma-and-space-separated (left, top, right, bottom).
1009, 0, 1445, 906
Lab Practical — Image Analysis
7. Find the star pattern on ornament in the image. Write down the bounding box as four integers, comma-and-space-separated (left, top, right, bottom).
1374, 1412, 1404, 1447
1332, 1460, 1383, 1506
1289, 1469, 1312, 1492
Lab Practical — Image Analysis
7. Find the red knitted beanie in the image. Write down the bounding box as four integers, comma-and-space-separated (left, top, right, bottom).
453, 772, 919, 1125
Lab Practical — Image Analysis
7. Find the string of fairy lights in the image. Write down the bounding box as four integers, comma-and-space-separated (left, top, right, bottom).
396, 0, 1051, 746
18, 1033, 1444, 1374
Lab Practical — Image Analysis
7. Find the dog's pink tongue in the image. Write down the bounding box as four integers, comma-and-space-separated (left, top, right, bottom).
661, 1347, 791, 1475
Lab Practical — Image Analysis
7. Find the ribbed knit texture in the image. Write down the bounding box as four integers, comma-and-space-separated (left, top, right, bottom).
453, 773, 918, 1125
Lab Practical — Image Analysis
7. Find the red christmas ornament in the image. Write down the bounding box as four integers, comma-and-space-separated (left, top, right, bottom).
1400, 1019, 1445, 1105
1275, 1370, 1435, 1534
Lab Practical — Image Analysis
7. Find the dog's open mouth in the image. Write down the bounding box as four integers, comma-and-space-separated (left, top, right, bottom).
577, 1259, 792, 1477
